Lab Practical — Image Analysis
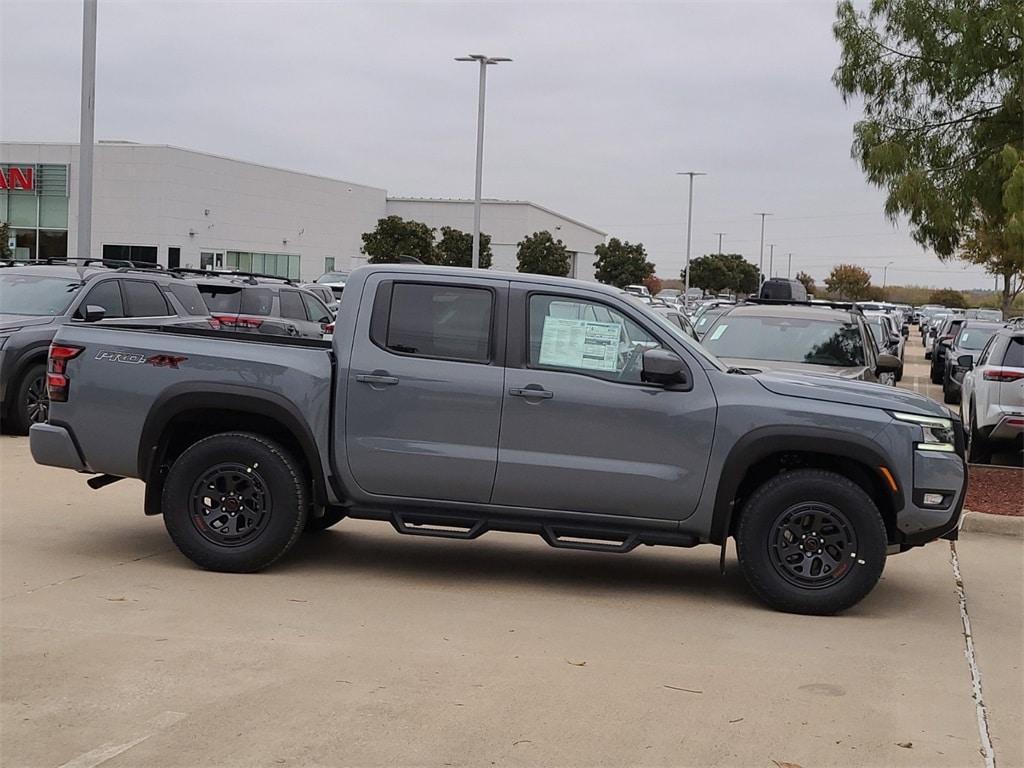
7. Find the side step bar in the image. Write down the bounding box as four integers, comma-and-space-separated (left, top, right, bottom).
387, 511, 696, 552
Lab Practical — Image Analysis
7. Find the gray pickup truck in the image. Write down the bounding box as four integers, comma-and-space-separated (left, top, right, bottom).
30, 266, 967, 614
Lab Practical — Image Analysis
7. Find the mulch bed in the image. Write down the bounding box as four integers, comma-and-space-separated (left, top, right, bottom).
966, 465, 1024, 516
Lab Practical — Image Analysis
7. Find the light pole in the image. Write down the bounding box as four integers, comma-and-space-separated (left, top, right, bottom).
768, 243, 775, 279
755, 212, 772, 286
455, 53, 512, 269
787, 252, 793, 279
77, 0, 98, 260
882, 260, 894, 289
677, 171, 706, 293
714, 232, 726, 254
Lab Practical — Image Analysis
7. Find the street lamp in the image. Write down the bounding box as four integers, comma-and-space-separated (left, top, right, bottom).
768, 243, 776, 279
455, 53, 512, 269
676, 171, 706, 293
882, 260, 894, 289
77, 0, 98, 260
755, 212, 772, 286
714, 232, 726, 254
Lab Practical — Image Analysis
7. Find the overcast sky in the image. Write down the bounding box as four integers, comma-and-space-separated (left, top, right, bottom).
0, 0, 993, 289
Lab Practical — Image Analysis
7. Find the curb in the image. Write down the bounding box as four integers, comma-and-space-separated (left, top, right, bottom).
959, 510, 1024, 538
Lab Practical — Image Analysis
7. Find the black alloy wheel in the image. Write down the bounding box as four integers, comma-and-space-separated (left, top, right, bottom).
768, 503, 858, 589
25, 372, 49, 426
189, 463, 272, 547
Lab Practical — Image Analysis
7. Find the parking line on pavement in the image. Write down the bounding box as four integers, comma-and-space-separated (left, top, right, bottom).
55, 711, 185, 768
949, 541, 996, 768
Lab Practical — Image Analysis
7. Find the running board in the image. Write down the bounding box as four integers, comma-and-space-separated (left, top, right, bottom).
386, 511, 696, 552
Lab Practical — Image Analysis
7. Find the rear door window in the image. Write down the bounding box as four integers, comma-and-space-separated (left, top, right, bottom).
79, 279, 124, 319
123, 280, 171, 317
279, 290, 307, 321
381, 283, 493, 362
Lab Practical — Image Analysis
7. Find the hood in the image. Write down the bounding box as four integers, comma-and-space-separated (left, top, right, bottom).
0, 314, 58, 333
750, 368, 951, 418
718, 358, 866, 380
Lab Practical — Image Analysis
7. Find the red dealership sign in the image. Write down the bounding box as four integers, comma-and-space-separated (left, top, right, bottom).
0, 166, 34, 191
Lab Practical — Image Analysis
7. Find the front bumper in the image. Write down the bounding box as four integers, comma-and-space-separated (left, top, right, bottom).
29, 423, 88, 472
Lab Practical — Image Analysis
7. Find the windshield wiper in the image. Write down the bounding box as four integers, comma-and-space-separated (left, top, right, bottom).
726, 366, 762, 375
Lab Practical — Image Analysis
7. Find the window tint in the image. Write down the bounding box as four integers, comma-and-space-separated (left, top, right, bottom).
239, 288, 273, 316
301, 292, 332, 324
977, 337, 996, 366
279, 290, 307, 321
528, 294, 662, 383
1004, 336, 1024, 368
168, 283, 207, 315
79, 279, 123, 318
385, 283, 492, 362
198, 285, 242, 313
123, 280, 171, 317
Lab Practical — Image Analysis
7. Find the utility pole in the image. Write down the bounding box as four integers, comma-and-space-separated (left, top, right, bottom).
677, 171, 706, 293
77, 0, 98, 260
787, 252, 792, 279
755, 212, 772, 286
455, 53, 512, 268
882, 260, 894, 289
714, 232, 726, 254
768, 243, 775, 279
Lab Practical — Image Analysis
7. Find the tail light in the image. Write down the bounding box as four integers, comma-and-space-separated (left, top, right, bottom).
212, 313, 263, 329
983, 369, 1024, 382
47, 343, 84, 402
207, 317, 222, 330
323, 322, 334, 334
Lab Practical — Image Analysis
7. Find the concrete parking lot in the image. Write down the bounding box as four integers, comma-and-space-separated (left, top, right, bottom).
2, 440, 1022, 767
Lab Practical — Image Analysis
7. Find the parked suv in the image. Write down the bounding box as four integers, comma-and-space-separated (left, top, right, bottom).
941, 320, 1003, 405
700, 301, 899, 383
959, 326, 1024, 462
930, 316, 966, 383
863, 311, 904, 383
0, 260, 215, 433
185, 272, 334, 339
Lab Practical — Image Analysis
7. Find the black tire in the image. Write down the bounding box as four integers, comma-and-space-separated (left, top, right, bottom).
6, 363, 48, 435
895, 363, 904, 383
735, 469, 887, 615
162, 432, 308, 572
305, 507, 346, 533
966, 406, 990, 464
930, 360, 943, 384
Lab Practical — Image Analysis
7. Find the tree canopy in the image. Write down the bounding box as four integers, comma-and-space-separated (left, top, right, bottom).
927, 287, 968, 308
516, 231, 571, 277
434, 226, 493, 269
685, 253, 759, 295
361, 216, 437, 265
0, 222, 11, 260
593, 237, 655, 288
795, 271, 817, 295
833, 0, 1023, 312
824, 263, 874, 300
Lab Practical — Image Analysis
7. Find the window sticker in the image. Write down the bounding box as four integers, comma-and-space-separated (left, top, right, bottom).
539, 317, 621, 372
709, 324, 728, 341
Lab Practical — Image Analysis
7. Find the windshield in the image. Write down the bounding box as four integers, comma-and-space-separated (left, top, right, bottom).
693, 307, 729, 336
316, 272, 349, 283
703, 315, 866, 367
0, 273, 81, 316
958, 328, 997, 351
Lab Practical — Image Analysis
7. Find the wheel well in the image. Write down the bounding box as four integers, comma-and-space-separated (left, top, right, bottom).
728, 451, 899, 544
144, 408, 324, 514
3, 353, 47, 419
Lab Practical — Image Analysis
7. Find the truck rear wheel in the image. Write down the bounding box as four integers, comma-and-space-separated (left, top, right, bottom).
162, 432, 308, 572
735, 469, 887, 615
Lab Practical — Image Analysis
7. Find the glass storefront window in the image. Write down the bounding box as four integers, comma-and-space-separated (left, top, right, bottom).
287, 255, 300, 279
39, 230, 69, 260
39, 195, 68, 228
8, 194, 38, 227
12, 228, 37, 259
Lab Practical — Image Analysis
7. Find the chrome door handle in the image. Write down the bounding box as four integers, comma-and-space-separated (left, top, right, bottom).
509, 387, 553, 399
356, 374, 399, 386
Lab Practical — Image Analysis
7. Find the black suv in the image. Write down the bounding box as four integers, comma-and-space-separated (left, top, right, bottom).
0, 259, 215, 433
183, 271, 335, 339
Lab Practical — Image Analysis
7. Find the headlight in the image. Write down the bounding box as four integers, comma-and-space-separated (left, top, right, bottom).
891, 411, 956, 452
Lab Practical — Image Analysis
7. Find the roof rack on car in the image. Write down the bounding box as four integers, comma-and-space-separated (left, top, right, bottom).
170, 268, 296, 286
0, 257, 164, 270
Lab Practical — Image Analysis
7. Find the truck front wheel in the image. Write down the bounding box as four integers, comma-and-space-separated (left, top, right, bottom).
735, 469, 887, 615
162, 432, 308, 572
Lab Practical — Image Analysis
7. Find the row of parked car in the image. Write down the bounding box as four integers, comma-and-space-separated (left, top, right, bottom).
0, 258, 350, 433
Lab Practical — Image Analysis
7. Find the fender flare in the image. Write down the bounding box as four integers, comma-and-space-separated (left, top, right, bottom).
137, 383, 333, 508
708, 425, 900, 545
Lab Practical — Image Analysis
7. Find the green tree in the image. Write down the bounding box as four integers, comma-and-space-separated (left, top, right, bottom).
361, 216, 436, 265
927, 288, 968, 308
795, 271, 817, 295
0, 221, 12, 260
434, 226, 493, 269
824, 263, 873, 300
833, 0, 1024, 313
685, 253, 759, 295
516, 231, 571, 277
593, 237, 655, 288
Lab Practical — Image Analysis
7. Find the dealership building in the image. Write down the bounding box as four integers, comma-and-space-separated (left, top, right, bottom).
0, 141, 605, 282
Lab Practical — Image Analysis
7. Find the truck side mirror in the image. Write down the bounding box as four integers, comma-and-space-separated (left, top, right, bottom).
642, 349, 691, 390
82, 305, 106, 323
876, 353, 901, 374
956, 355, 974, 371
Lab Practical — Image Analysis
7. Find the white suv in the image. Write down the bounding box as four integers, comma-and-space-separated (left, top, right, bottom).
959, 326, 1024, 463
